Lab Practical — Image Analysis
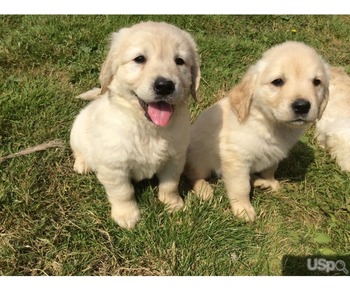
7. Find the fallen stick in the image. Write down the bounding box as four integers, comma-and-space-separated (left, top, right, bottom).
0, 139, 65, 163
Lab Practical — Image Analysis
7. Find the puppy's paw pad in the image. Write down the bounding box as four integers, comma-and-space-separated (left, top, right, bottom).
111, 206, 141, 229
193, 180, 214, 200
231, 202, 257, 222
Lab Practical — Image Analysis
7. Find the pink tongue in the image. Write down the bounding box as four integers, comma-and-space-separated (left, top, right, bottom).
147, 102, 173, 127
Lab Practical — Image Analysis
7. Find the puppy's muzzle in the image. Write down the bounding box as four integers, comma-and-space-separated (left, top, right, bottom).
154, 77, 175, 97
287, 98, 313, 127
291, 98, 311, 116
136, 76, 177, 128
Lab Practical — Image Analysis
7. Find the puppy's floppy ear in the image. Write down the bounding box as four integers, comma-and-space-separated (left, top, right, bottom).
184, 31, 200, 102
317, 84, 329, 120
317, 65, 330, 120
190, 52, 201, 101
229, 67, 256, 122
99, 32, 121, 95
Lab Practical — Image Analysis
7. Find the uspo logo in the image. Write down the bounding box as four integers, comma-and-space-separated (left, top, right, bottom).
307, 258, 349, 274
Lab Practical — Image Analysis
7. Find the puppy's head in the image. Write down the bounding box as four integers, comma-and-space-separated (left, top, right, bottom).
99, 21, 200, 127
230, 41, 329, 127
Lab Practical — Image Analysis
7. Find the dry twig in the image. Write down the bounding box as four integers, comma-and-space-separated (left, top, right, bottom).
0, 139, 65, 163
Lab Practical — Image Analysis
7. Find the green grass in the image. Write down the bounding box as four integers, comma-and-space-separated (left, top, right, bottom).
1, 15, 349, 276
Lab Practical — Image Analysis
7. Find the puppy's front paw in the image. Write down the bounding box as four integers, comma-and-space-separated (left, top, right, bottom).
193, 179, 214, 200
253, 178, 280, 192
73, 157, 91, 174
166, 197, 185, 213
158, 192, 184, 212
111, 203, 141, 229
231, 201, 257, 222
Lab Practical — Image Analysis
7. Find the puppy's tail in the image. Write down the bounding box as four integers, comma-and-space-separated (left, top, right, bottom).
75, 88, 102, 100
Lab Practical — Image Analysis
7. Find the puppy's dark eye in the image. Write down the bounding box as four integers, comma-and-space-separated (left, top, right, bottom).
134, 55, 146, 64
175, 57, 185, 65
313, 78, 321, 86
271, 78, 284, 87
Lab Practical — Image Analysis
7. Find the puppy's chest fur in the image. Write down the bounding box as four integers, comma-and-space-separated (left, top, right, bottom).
76, 96, 188, 181
127, 132, 173, 181
248, 129, 291, 173
225, 115, 304, 173
96, 113, 177, 181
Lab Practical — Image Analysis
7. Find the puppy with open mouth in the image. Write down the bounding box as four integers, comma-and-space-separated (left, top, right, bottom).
70, 21, 200, 229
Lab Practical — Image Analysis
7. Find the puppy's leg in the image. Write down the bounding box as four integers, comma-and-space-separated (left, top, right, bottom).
252, 163, 280, 191
97, 167, 140, 229
157, 158, 185, 212
222, 163, 256, 222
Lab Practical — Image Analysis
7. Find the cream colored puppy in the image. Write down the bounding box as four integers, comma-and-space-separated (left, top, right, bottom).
185, 41, 329, 222
70, 21, 200, 229
316, 66, 350, 171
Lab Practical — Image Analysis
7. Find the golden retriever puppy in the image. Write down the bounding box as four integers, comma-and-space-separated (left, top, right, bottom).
185, 41, 329, 222
70, 21, 200, 229
315, 66, 350, 171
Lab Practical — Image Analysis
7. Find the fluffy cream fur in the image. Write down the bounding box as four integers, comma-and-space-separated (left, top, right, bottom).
185, 41, 329, 222
316, 66, 350, 171
70, 21, 200, 229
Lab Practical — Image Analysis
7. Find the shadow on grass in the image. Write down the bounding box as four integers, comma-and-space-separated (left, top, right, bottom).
132, 140, 315, 205
133, 175, 192, 204
281, 254, 350, 276
276, 140, 315, 182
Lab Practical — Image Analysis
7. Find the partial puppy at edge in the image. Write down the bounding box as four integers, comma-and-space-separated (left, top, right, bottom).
315, 66, 350, 171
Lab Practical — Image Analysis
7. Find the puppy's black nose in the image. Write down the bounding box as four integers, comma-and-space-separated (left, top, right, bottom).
292, 99, 311, 115
154, 77, 175, 96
